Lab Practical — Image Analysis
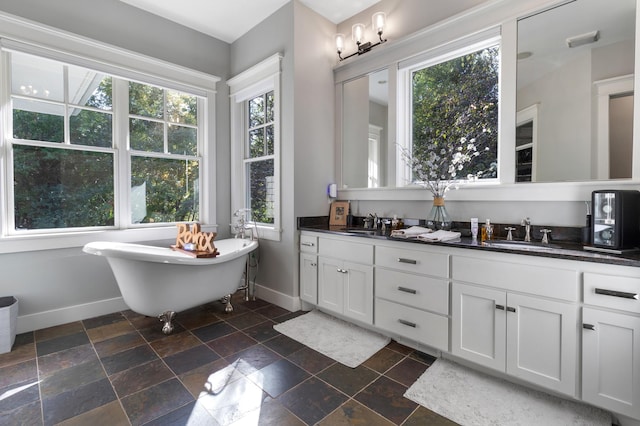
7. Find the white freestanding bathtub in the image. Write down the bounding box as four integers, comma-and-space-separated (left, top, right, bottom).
83, 238, 258, 333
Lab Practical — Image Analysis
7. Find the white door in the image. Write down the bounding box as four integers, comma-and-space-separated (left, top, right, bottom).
342, 261, 373, 324
452, 283, 506, 371
317, 257, 344, 314
506, 293, 577, 396
583, 307, 640, 419
299, 253, 317, 304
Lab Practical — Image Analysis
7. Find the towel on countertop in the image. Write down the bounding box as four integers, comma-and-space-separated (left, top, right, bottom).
417, 230, 461, 242
390, 226, 432, 238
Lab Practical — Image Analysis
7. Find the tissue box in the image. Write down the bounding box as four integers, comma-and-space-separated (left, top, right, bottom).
0, 297, 18, 354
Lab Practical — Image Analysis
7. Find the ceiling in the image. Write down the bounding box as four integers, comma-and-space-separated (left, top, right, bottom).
118, 0, 381, 43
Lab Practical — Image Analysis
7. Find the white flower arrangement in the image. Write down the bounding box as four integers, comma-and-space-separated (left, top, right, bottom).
399, 137, 491, 198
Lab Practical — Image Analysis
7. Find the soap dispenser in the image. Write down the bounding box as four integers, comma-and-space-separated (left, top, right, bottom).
481, 219, 493, 242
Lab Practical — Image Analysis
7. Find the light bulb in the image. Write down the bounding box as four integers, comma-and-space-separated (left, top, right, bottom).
352, 23, 365, 45
335, 33, 345, 53
372, 12, 385, 35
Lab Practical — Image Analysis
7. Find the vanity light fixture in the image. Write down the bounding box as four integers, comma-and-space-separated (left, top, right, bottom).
566, 30, 600, 48
336, 12, 388, 61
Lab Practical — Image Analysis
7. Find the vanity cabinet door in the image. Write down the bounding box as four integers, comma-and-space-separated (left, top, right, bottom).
317, 256, 373, 324
582, 307, 640, 420
300, 253, 317, 304
342, 261, 373, 324
506, 293, 577, 396
453, 283, 577, 396
452, 283, 506, 371
318, 256, 343, 314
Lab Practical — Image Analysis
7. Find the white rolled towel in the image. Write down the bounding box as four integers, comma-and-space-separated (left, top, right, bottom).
417, 230, 461, 242
390, 226, 432, 238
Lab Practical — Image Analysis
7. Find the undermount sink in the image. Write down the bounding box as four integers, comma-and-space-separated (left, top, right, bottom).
343, 228, 378, 235
482, 240, 560, 251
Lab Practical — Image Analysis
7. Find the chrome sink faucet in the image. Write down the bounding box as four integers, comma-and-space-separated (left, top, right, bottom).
363, 213, 377, 229
505, 227, 516, 241
521, 217, 531, 242
540, 229, 552, 245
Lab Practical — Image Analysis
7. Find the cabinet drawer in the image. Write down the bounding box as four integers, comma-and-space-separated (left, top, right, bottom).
375, 298, 448, 351
452, 256, 578, 302
375, 268, 449, 315
584, 272, 640, 313
375, 245, 449, 277
300, 234, 318, 253
319, 238, 373, 264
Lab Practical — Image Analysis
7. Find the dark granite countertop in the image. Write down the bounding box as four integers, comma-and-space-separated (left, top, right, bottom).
298, 217, 640, 268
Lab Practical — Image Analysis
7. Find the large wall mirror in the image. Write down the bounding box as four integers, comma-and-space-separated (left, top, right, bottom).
516, 0, 636, 183
337, 0, 638, 193
342, 68, 389, 188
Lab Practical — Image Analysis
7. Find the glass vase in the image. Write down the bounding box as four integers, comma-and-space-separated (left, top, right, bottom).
426, 196, 452, 230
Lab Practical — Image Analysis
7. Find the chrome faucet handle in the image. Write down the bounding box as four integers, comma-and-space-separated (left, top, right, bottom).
363, 214, 374, 229
505, 227, 516, 241
540, 229, 552, 245
521, 217, 531, 242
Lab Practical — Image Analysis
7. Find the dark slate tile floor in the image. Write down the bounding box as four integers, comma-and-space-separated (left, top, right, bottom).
0, 292, 458, 425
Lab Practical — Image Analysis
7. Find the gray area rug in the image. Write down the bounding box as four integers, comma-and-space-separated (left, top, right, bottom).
273, 310, 390, 368
405, 358, 611, 426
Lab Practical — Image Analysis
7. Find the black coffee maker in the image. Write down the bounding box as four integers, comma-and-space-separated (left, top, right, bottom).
591, 190, 640, 251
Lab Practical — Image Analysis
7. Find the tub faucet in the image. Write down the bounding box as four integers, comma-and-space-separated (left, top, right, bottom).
521, 217, 531, 242
233, 208, 252, 240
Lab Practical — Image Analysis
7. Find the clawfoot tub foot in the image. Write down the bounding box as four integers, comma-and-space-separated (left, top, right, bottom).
158, 311, 176, 334
221, 294, 234, 313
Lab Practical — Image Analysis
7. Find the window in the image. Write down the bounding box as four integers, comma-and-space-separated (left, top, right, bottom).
128, 82, 201, 224
4, 49, 207, 235
245, 91, 275, 224
229, 54, 282, 241
398, 36, 500, 185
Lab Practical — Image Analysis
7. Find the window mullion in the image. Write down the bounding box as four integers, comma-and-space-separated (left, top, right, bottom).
113, 77, 129, 228
1, 51, 12, 235
65, 65, 74, 145
163, 90, 169, 154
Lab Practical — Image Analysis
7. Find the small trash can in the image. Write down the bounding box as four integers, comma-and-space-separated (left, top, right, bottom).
0, 297, 18, 354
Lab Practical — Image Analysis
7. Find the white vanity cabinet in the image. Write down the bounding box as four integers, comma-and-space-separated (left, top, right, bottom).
299, 234, 318, 304
373, 242, 450, 351
582, 270, 640, 420
317, 236, 374, 324
451, 254, 579, 396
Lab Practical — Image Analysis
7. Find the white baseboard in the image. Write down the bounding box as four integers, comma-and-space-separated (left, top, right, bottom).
253, 283, 301, 313
17, 297, 128, 334
16, 284, 301, 334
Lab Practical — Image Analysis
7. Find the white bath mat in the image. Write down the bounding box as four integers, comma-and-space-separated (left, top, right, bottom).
404, 358, 611, 426
273, 310, 390, 368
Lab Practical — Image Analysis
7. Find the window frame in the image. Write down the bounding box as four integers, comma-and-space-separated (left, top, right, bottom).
228, 53, 282, 242
4, 53, 206, 235
0, 17, 219, 253
396, 34, 502, 187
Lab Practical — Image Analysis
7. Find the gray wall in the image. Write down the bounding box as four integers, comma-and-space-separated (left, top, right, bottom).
230, 3, 296, 303
0, 0, 233, 331
336, 0, 490, 45
0, 0, 229, 75
230, 1, 335, 304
